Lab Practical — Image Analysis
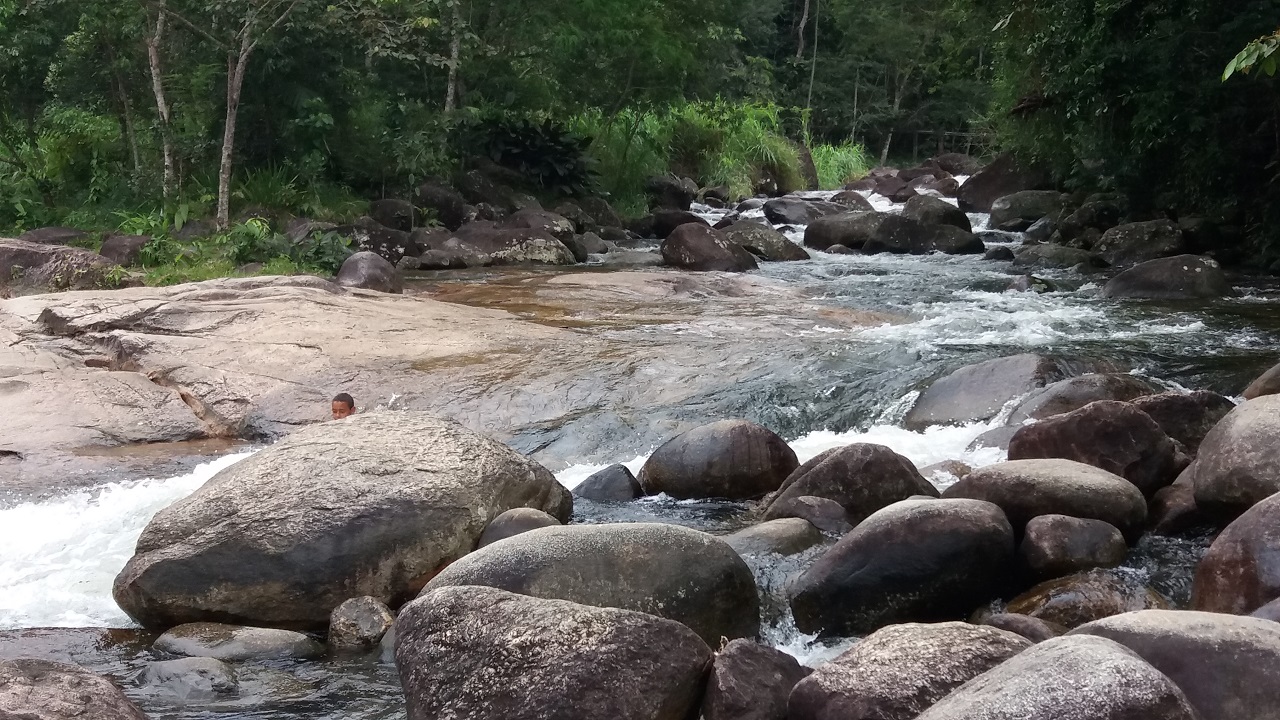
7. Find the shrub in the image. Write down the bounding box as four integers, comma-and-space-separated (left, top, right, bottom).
812, 143, 872, 189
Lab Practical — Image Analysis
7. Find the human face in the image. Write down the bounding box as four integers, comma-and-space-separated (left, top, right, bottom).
332, 401, 355, 420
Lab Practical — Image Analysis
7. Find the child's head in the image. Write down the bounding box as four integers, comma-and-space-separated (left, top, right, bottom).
331, 393, 356, 420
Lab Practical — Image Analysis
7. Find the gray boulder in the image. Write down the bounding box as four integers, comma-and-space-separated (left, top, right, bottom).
638, 420, 798, 500
763, 197, 847, 225
721, 222, 810, 261
723, 518, 823, 556
141, 657, 238, 696
478, 507, 561, 548
328, 596, 396, 652
956, 154, 1052, 213
1191, 395, 1280, 520
334, 216, 417, 264
904, 354, 1071, 430
702, 639, 810, 720
16, 227, 89, 246
1095, 220, 1185, 267
1243, 361, 1280, 400
1192, 491, 1280, 615
1020, 515, 1127, 580
988, 191, 1066, 232
0, 659, 149, 720
766, 495, 853, 535
1102, 255, 1235, 299
98, 233, 150, 267
153, 623, 324, 661
370, 199, 418, 232
0, 239, 122, 295
904, 195, 973, 232
336, 251, 402, 293
764, 444, 938, 526
1011, 244, 1104, 270
573, 464, 642, 502
978, 613, 1066, 643
1006, 373, 1156, 424
414, 182, 468, 230
661, 224, 759, 272
646, 175, 697, 211
652, 209, 710, 239
1132, 391, 1236, 454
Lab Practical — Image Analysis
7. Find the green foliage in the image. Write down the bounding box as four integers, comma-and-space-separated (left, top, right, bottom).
1225, 30, 1280, 80
812, 143, 871, 189
462, 113, 598, 197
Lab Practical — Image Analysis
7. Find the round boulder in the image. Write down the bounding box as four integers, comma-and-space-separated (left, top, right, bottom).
830, 191, 875, 211
141, 657, 238, 696
478, 508, 561, 548
764, 444, 938, 525
978, 613, 1066, 643
1007, 571, 1170, 629
573, 464, 642, 502
651, 209, 710, 239
0, 659, 149, 720
720, 222, 810, 262
789, 499, 1015, 636
336, 251, 402, 293
763, 197, 847, 226
153, 623, 324, 661
328, 596, 395, 652
702, 639, 810, 720
112, 412, 572, 631
788, 622, 1031, 720
1131, 391, 1236, 454
913, 635, 1198, 720
904, 354, 1071, 430
723, 518, 823, 556
943, 459, 1147, 541
397, 586, 712, 720
988, 191, 1065, 232
421, 523, 759, 645
638, 420, 798, 500
661, 224, 759, 272
1006, 373, 1156, 424
1192, 492, 1280, 615
1020, 515, 1127, 580
1243, 361, 1280, 400
904, 195, 972, 232
1191, 395, 1280, 520
1102, 255, 1235, 299
1095, 220, 1186, 267
764, 495, 853, 535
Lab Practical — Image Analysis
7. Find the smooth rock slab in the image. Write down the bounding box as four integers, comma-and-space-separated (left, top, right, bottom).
702, 639, 809, 720
154, 623, 324, 661
0, 658, 149, 720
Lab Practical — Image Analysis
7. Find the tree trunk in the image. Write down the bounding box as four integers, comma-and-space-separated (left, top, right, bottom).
796, 0, 810, 60
145, 5, 176, 203
217, 36, 253, 231
444, 0, 463, 112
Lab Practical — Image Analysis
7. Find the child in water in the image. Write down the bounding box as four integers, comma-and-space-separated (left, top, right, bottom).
332, 393, 357, 420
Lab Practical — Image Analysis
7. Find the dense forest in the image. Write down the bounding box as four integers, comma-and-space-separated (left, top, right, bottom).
2, 0, 1280, 278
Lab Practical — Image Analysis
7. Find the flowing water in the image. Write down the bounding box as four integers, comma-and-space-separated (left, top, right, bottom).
2, 189, 1278, 718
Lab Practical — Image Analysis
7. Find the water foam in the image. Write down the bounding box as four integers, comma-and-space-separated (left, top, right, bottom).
0, 452, 253, 629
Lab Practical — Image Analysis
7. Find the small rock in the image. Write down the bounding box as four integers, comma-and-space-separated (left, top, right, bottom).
141, 657, 238, 696
702, 639, 810, 720
978, 613, 1065, 643
1007, 571, 1169, 629
1020, 515, 1127, 580
764, 444, 937, 525
0, 658, 149, 720
328, 596, 395, 652
764, 495, 852, 535
478, 508, 562, 548
573, 465, 642, 502
723, 518, 823, 556
336, 251, 402, 293
153, 623, 324, 661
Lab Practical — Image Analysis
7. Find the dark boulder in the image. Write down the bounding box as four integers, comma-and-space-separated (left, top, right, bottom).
652, 210, 710, 239
1149, 470, 1207, 536
415, 182, 468, 230
501, 208, 576, 243
904, 354, 1072, 430
1190, 396, 1280, 520
1132, 391, 1235, 453
944, 459, 1147, 541
1020, 515, 1127, 580
396, 586, 712, 720
957, 154, 1052, 213
788, 622, 1030, 720
646, 175, 697, 211
154, 623, 324, 660
0, 658, 149, 720
553, 202, 596, 233
97, 234, 150, 267
1102, 255, 1235, 299
804, 212, 872, 251
873, 175, 909, 199
661, 224, 759, 272
1095, 220, 1185, 267
16, 227, 89, 246
978, 613, 1066, 643
333, 216, 417, 264
721, 222, 810, 262
967, 426, 1020, 453
422, 522, 759, 645
1011, 244, 1105, 270
1192, 491, 1280, 614
580, 197, 625, 229
830, 191, 875, 211
1243, 362, 1280, 400
702, 639, 809, 720
763, 198, 847, 226
984, 245, 1015, 261
989, 191, 1066, 232
1058, 194, 1127, 245
764, 443, 938, 525
328, 596, 395, 652
1024, 217, 1056, 243
931, 153, 983, 176
1006, 274, 1059, 293
477, 508, 561, 548
0, 240, 122, 295
1007, 571, 1169, 628
843, 178, 877, 193
789, 498, 1015, 636
1006, 373, 1156, 424
442, 223, 576, 266
904, 195, 973, 232
765, 495, 853, 535
573, 464, 642, 502
335, 251, 402, 294
806, 212, 981, 255
638, 420, 798, 500
561, 232, 609, 263
370, 199, 417, 232
1253, 598, 1280, 622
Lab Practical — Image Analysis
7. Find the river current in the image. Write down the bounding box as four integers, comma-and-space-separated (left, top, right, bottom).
1, 189, 1276, 718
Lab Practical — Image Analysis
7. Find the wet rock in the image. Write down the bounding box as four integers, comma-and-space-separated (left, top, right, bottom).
944, 459, 1147, 541
873, 175, 909, 199
765, 495, 853, 535
1132, 391, 1235, 453
789, 499, 1015, 636
1007, 400, 1181, 496
904, 195, 972, 232
562, 232, 609, 262
141, 657, 238, 696
1006, 274, 1058, 293
552, 202, 595, 233
154, 623, 324, 661
1102, 254, 1235, 299
597, 249, 665, 267
805, 212, 982, 255
1243, 361, 1280, 400
370, 199, 418, 232
646, 175, 697, 211
824, 243, 857, 254
764, 444, 938, 525
1058, 194, 1127, 245
0, 658, 149, 720
1021, 514, 1127, 579
113, 413, 572, 631
978, 613, 1066, 643
447, 222, 577, 265
1149, 470, 1206, 536
335, 251, 402, 293
414, 182, 468, 230
98, 234, 150, 267
1007, 571, 1170, 628
573, 464, 642, 502
956, 154, 1052, 213
333, 216, 417, 264
830, 191, 875, 211
967, 426, 1020, 452
789, 622, 1031, 720
931, 153, 983, 176
422, 523, 759, 644
1191, 396, 1280, 520
1095, 220, 1185, 267
804, 212, 870, 251
661, 224, 759, 273
983, 245, 1015, 261
904, 354, 1071, 430
0, 239, 122, 295
720, 222, 810, 262
913, 634, 1198, 720
723, 518, 822, 556
397, 586, 711, 720
921, 460, 973, 484
763, 198, 847, 225
328, 596, 395, 651
702, 639, 809, 720
1006, 373, 1156, 424
1072, 609, 1280, 720
1192, 491, 1280, 614
1011, 243, 1104, 270
639, 420, 797, 500
989, 191, 1066, 232
478, 507, 561, 548
843, 178, 877, 193
17, 227, 89, 246
1025, 217, 1056, 243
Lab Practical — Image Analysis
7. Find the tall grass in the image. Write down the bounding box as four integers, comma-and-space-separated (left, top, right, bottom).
812, 143, 872, 190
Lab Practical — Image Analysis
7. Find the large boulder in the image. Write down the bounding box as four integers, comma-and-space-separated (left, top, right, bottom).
903, 195, 973, 232
931, 153, 983, 176
765, 495, 853, 535
1190, 396, 1280, 519
1243, 362, 1280, 400
763, 198, 847, 225
701, 639, 810, 720
1057, 194, 1127, 245
370, 198, 418, 232
1192, 492, 1280, 614
646, 175, 697, 211
396, 586, 712, 720
0, 239, 122, 295
1007, 400, 1181, 496
16, 227, 89, 246
764, 443, 938, 525
720, 222, 810, 262
988, 191, 1066, 232
1095, 220, 1186, 267
421, 523, 759, 645
1020, 515, 1127, 580
1102, 255, 1235, 299
0, 659, 149, 720
562, 231, 609, 262
501, 208, 577, 243
638, 420, 798, 500
978, 613, 1066, 643
580, 197, 625, 229
789, 499, 1015, 636
153, 622, 324, 660
141, 656, 238, 696
477, 507, 561, 548
1006, 373, 1156, 424
944, 459, 1147, 541
446, 222, 577, 266
1008, 571, 1169, 628
414, 182, 468, 230
830, 191, 875, 211
112, 412, 572, 631
661, 224, 759, 273
573, 464, 642, 502
913, 635, 1199, 720
904, 354, 1072, 430
334, 216, 417, 264
723, 518, 822, 556
1011, 243, 1104, 270
652, 210, 711, 239
1132, 391, 1236, 454
335, 251, 402, 293
805, 212, 982, 255
788, 622, 1030, 720
956, 154, 1052, 213
1072, 609, 1280, 720
97, 233, 150, 267
804, 212, 872, 251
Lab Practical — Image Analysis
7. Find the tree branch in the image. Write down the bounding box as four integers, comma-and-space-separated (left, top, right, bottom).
142, 0, 228, 49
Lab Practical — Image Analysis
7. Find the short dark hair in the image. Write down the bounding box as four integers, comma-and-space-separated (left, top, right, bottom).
332, 393, 355, 408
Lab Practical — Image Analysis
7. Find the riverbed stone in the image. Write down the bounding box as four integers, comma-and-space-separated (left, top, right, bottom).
792, 623, 1029, 720
723, 518, 823, 556
334, 216, 417, 264
1020, 514, 1127, 580
789, 499, 1015, 636
904, 195, 972, 232
336, 251, 402, 293
639, 420, 797, 500
1192, 491, 1280, 614
652, 209, 710, 239
1149, 468, 1207, 536
764, 495, 853, 535
804, 212, 872, 250
0, 658, 149, 720
422, 523, 758, 644
646, 175, 697, 211
478, 507, 561, 547
1006, 373, 1156, 424
1253, 598, 1280, 622
830, 190, 875, 211
989, 191, 1066, 232
1095, 219, 1185, 267
661, 224, 759, 272
764, 443, 938, 525
328, 596, 395, 652
1007, 571, 1170, 628
1190, 395, 1280, 520
112, 412, 572, 631
1011, 243, 1104, 270
97, 233, 150, 267
702, 639, 809, 720
573, 464, 642, 502
763, 197, 847, 225
913, 635, 1199, 720
956, 154, 1052, 213
904, 353, 1071, 430
1007, 400, 1181, 496
153, 623, 324, 661
1243, 361, 1280, 399
1132, 390, 1236, 454
721, 222, 810, 261
805, 212, 982, 255
1072, 609, 1280, 720
397, 586, 712, 720
1102, 255, 1235, 299
369, 199, 417, 232
441, 222, 577, 266
978, 613, 1066, 643
944, 459, 1147, 541
141, 657, 238, 696
414, 182, 468, 230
